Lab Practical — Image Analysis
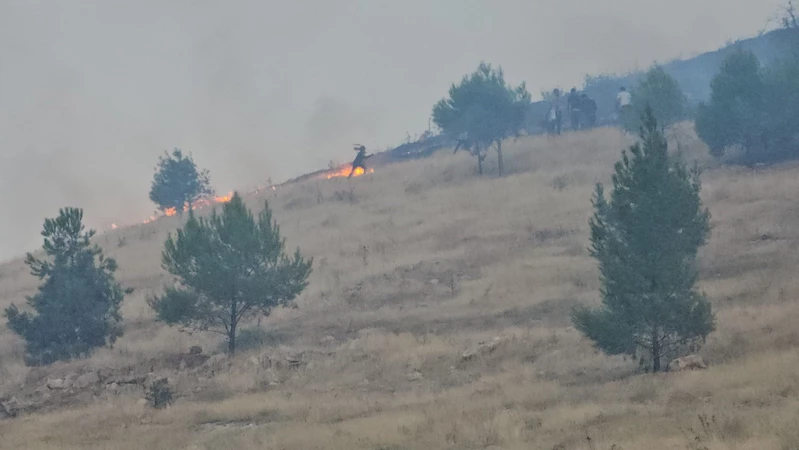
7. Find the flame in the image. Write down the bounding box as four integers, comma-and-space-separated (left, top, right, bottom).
325, 164, 375, 179
113, 160, 375, 232
139, 192, 234, 224
162, 192, 234, 217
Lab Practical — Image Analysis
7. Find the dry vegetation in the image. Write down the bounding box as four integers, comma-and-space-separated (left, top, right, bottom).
2, 125, 799, 449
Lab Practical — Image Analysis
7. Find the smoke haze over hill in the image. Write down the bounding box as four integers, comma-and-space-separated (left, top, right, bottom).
0, 0, 783, 259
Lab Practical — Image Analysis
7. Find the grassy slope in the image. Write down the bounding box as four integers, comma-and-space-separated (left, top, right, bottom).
3, 126, 799, 449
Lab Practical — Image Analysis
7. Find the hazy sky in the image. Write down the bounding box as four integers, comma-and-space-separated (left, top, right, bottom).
0, 0, 784, 259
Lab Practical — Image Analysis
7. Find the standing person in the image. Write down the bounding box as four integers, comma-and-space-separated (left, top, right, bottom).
549, 88, 564, 135
567, 87, 582, 131
616, 86, 632, 120
581, 94, 598, 129
348, 145, 373, 179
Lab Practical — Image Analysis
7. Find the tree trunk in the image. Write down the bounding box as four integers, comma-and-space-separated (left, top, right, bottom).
477, 153, 484, 175
496, 140, 504, 176
651, 329, 661, 372
228, 326, 236, 355
228, 301, 238, 355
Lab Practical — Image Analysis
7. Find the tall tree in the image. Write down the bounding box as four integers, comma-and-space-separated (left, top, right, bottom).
4, 208, 131, 365
695, 49, 767, 161
572, 107, 714, 373
148, 193, 312, 355
149, 148, 214, 216
622, 65, 688, 133
432, 62, 531, 176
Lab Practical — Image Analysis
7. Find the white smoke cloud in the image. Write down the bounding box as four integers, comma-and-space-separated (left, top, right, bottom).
0, 0, 782, 259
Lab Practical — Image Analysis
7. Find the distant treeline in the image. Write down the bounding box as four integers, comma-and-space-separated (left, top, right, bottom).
525, 28, 797, 133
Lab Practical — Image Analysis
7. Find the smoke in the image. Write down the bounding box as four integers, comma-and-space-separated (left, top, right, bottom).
0, 0, 782, 259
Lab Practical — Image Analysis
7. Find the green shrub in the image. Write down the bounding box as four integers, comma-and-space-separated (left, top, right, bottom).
146, 378, 174, 409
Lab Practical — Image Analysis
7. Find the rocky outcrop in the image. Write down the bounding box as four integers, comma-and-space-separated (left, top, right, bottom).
461, 337, 507, 361
669, 354, 707, 372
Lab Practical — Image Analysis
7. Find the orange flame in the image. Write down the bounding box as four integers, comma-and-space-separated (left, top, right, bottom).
325, 164, 375, 179
115, 161, 376, 231
142, 192, 234, 224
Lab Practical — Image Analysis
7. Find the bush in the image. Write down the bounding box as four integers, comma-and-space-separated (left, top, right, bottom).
146, 378, 174, 409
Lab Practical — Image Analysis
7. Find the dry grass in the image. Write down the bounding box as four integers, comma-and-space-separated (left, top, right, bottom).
2, 124, 799, 449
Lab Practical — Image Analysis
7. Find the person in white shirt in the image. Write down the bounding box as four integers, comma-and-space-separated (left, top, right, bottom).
616, 86, 632, 113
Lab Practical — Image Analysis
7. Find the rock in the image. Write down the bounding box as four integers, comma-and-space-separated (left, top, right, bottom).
106, 382, 119, 393
286, 353, 304, 368
319, 335, 336, 345
406, 371, 423, 382
96, 368, 113, 383
429, 278, 440, 285
136, 398, 148, 406
74, 371, 100, 389
0, 398, 18, 418
461, 337, 506, 361
113, 375, 147, 385
249, 356, 260, 367
64, 374, 77, 388
202, 354, 229, 370
47, 378, 67, 390
0, 397, 32, 418
669, 354, 707, 372
263, 369, 280, 384
189, 346, 203, 356
33, 386, 52, 401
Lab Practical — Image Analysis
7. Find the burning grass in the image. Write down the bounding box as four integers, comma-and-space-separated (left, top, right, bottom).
3, 125, 799, 448
115, 161, 374, 228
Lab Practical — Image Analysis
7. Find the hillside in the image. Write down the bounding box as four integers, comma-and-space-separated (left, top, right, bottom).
3, 126, 799, 449
527, 28, 797, 131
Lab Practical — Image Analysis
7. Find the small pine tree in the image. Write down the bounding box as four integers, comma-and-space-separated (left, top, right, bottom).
4, 208, 131, 365
149, 148, 214, 215
432, 62, 531, 176
572, 107, 714, 373
148, 192, 312, 355
622, 65, 688, 133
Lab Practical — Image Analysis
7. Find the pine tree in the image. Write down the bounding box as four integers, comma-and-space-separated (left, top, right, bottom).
4, 208, 131, 365
148, 193, 312, 355
572, 106, 714, 372
622, 65, 688, 133
695, 49, 767, 160
432, 62, 531, 176
149, 148, 214, 216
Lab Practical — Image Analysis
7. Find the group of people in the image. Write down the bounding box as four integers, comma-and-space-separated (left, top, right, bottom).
546, 86, 632, 135
547, 88, 598, 135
